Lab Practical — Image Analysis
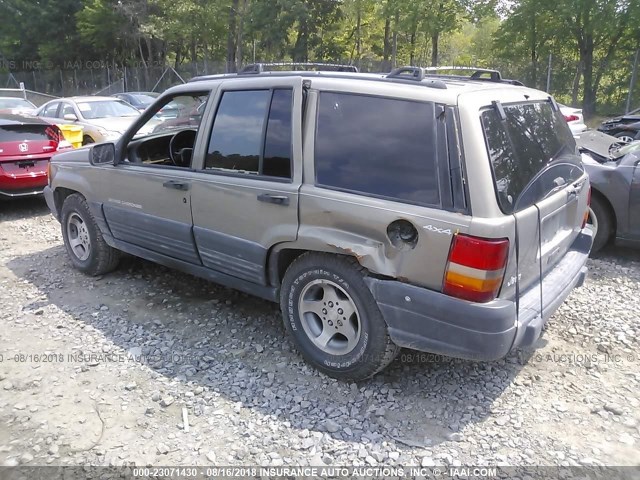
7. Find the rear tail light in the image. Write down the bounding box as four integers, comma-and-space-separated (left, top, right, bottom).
443, 234, 510, 303
564, 114, 579, 122
582, 187, 592, 229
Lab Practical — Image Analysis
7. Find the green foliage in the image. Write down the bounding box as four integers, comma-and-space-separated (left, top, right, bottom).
0, 0, 638, 113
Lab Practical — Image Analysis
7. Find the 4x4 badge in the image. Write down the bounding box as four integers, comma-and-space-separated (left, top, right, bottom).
423, 225, 453, 235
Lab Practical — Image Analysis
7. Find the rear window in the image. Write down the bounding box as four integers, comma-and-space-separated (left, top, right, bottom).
315, 92, 440, 206
481, 101, 583, 214
0, 125, 60, 142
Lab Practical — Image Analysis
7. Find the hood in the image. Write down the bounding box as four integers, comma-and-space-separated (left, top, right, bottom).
84, 116, 138, 134
577, 129, 640, 161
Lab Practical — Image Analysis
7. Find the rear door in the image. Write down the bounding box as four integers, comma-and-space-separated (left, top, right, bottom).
481, 100, 588, 319
189, 77, 303, 285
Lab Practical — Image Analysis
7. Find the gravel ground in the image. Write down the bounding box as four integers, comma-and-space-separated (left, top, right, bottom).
0, 198, 639, 469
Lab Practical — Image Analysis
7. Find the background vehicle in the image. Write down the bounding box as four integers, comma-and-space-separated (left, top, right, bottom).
576, 130, 640, 251
0, 114, 71, 198
44, 66, 591, 381
112, 92, 159, 112
559, 103, 587, 136
35, 96, 141, 145
598, 107, 640, 143
0, 97, 37, 115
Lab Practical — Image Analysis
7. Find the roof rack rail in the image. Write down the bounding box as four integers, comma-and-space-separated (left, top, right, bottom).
385, 67, 446, 89
389, 65, 524, 86
239, 62, 359, 74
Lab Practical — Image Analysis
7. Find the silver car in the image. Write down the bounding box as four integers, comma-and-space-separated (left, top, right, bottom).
44, 65, 592, 381
36, 96, 141, 145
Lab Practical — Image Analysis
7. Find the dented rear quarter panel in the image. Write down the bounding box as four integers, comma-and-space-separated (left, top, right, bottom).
291, 88, 473, 292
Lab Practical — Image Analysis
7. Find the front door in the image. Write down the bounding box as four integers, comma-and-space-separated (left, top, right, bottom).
96, 91, 212, 265
190, 77, 303, 285
97, 166, 200, 264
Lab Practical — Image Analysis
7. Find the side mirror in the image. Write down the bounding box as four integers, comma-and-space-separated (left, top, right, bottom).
90, 143, 116, 165
63, 113, 78, 121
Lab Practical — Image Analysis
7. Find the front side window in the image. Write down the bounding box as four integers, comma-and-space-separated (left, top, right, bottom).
60, 103, 75, 118
315, 92, 440, 206
124, 92, 210, 168
482, 102, 583, 214
41, 102, 59, 117
206, 89, 293, 179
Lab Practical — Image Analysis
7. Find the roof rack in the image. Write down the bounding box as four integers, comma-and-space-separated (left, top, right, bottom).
387, 66, 524, 86
239, 62, 359, 74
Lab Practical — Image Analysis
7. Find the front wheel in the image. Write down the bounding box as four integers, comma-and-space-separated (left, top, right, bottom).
280, 253, 399, 381
614, 131, 637, 144
61, 193, 120, 275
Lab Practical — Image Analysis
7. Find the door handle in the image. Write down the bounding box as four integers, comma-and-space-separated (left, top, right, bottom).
163, 180, 190, 191
257, 193, 290, 206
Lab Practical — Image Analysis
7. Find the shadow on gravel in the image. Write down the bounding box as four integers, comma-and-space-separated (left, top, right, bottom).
0, 196, 50, 222
7, 244, 534, 450
592, 244, 640, 264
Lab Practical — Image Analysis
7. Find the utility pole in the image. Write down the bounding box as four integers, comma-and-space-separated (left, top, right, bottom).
546, 53, 552, 93
626, 50, 639, 114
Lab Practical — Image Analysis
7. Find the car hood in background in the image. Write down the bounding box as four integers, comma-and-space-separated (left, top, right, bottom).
577, 130, 640, 160
84, 116, 139, 134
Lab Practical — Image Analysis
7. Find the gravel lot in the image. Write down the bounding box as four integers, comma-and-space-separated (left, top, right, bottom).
1, 198, 639, 469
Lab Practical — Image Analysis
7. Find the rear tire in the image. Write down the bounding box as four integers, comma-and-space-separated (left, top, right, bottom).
280, 253, 399, 381
61, 193, 120, 275
588, 195, 613, 253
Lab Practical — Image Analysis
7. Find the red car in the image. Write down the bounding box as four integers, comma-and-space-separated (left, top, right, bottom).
0, 114, 71, 198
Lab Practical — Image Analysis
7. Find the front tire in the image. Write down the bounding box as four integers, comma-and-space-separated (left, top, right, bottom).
280, 253, 399, 381
61, 193, 120, 275
82, 136, 95, 146
614, 131, 636, 144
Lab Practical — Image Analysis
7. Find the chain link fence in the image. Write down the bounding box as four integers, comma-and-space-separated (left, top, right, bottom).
0, 57, 636, 114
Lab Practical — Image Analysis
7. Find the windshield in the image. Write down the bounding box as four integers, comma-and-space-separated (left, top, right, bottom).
482, 101, 584, 214
77, 100, 139, 119
0, 98, 35, 109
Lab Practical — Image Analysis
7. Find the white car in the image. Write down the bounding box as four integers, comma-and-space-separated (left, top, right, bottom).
560, 104, 587, 136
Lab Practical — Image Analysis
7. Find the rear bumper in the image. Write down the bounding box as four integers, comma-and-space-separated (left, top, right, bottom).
366, 229, 592, 361
0, 162, 48, 197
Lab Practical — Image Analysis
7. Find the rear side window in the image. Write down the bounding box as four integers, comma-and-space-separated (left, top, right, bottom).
206, 89, 293, 179
315, 92, 439, 206
482, 102, 583, 214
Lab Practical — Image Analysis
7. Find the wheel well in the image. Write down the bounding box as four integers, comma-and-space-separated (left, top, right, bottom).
268, 248, 378, 288
268, 248, 307, 287
53, 187, 80, 218
591, 188, 616, 233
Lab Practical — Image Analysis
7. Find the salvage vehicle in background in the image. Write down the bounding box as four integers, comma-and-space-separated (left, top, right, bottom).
598, 107, 640, 143
112, 92, 159, 112
0, 114, 71, 198
559, 104, 587, 136
576, 130, 640, 252
44, 65, 592, 380
35, 96, 142, 145
0, 97, 37, 115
